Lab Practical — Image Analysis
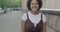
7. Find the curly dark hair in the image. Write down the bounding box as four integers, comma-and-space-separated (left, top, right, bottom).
27, 0, 42, 11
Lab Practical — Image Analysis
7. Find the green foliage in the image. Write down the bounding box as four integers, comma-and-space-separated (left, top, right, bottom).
0, 0, 22, 8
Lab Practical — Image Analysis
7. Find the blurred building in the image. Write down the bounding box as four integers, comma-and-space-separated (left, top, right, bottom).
22, 0, 60, 9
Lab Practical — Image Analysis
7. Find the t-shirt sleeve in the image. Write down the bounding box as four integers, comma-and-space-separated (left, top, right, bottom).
42, 14, 46, 23
21, 13, 27, 21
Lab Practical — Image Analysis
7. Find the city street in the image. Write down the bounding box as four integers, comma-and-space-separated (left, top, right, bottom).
0, 11, 56, 32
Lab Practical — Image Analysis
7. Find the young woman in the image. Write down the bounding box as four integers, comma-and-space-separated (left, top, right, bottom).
21, 0, 46, 32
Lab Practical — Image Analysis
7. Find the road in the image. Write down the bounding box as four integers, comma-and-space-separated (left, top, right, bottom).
0, 11, 56, 32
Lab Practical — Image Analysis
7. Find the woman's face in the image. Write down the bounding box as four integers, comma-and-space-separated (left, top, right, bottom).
30, 0, 39, 12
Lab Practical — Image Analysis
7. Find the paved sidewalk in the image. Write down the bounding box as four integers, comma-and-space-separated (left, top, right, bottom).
46, 26, 56, 32
0, 11, 56, 32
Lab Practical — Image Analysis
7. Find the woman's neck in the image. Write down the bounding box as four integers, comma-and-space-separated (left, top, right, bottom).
31, 11, 39, 15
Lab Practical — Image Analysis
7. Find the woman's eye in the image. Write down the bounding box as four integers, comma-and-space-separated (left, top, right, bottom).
35, 3, 38, 5
36, 3, 38, 5
31, 3, 38, 5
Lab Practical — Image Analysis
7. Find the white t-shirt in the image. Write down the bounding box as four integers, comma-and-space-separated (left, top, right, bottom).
22, 11, 46, 27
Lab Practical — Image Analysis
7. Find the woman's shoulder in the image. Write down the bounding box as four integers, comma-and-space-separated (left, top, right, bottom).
40, 12, 45, 16
41, 13, 46, 23
21, 13, 27, 21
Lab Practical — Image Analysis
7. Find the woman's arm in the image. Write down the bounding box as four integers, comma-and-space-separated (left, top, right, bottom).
43, 22, 46, 32
21, 20, 25, 32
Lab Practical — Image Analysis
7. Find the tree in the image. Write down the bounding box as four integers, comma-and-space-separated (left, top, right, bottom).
0, 0, 22, 8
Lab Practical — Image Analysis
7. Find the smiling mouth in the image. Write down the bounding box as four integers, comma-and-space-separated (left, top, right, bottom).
32, 6, 37, 8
